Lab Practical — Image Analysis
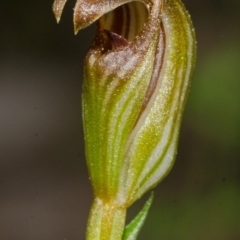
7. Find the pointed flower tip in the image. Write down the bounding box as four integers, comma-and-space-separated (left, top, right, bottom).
74, 25, 80, 35
52, 8, 61, 23
52, 0, 67, 24
54, 15, 61, 24
104, 30, 129, 49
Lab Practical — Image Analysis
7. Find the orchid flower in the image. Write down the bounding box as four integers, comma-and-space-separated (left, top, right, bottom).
53, 0, 196, 239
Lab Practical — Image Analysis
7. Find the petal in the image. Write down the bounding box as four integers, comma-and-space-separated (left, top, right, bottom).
53, 0, 196, 206
52, 0, 68, 23
119, 0, 196, 203
82, 0, 162, 200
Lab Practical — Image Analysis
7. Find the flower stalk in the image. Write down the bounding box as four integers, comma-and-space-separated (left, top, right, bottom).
86, 199, 126, 240
53, 0, 196, 239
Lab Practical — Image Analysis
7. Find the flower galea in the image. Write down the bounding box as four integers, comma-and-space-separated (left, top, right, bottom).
53, 0, 196, 239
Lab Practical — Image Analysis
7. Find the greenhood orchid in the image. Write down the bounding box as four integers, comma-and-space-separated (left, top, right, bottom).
53, 0, 196, 239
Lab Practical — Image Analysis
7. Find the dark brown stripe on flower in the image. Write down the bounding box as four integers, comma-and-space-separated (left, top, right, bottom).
124, 4, 131, 40
142, 22, 165, 110
112, 6, 124, 38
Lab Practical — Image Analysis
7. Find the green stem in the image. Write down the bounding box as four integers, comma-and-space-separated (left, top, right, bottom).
86, 198, 127, 240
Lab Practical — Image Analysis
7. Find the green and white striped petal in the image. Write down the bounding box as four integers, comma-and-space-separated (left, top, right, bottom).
53, 0, 196, 239
81, 0, 164, 202
119, 0, 196, 204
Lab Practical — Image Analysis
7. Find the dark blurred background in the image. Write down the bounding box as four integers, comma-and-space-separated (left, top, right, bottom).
0, 0, 240, 239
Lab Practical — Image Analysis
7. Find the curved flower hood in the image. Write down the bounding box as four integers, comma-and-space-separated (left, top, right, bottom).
53, 0, 195, 205
53, 0, 196, 239
53, 0, 196, 219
